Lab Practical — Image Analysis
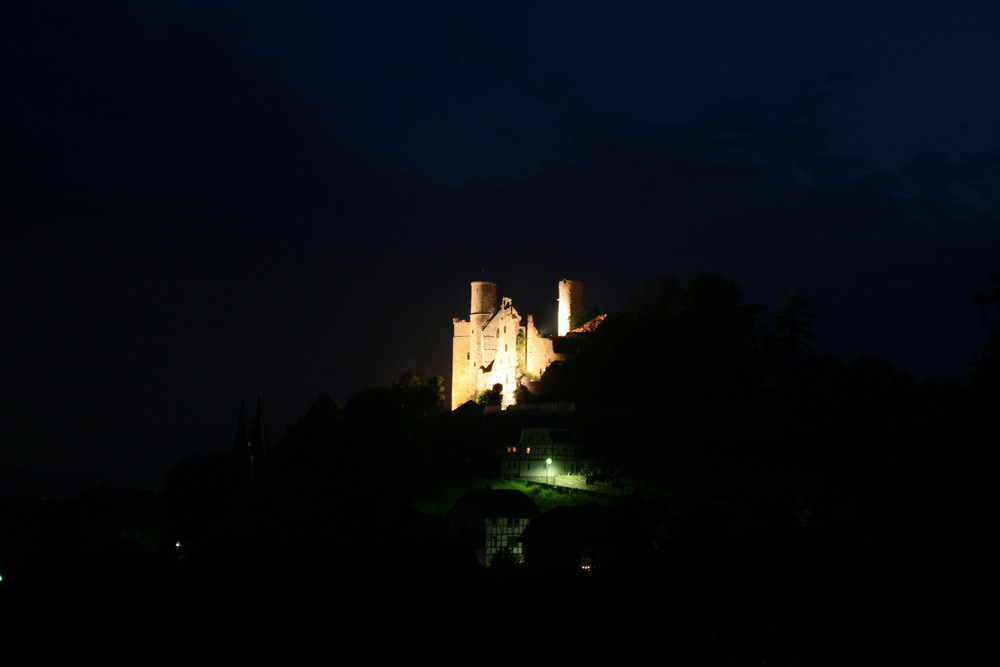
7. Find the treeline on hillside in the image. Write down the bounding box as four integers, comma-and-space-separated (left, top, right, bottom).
3, 272, 992, 659
161, 369, 476, 543
158, 272, 997, 547
523, 274, 990, 508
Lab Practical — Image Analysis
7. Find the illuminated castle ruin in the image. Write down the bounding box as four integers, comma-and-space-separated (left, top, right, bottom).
451, 279, 584, 410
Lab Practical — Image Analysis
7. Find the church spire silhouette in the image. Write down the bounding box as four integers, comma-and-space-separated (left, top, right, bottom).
233, 394, 249, 456
249, 393, 269, 459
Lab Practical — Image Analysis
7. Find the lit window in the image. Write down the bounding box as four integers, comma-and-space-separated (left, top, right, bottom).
526, 447, 531, 454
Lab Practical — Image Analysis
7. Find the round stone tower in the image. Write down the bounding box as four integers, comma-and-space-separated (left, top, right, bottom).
470, 281, 498, 323
469, 281, 497, 377
558, 279, 584, 336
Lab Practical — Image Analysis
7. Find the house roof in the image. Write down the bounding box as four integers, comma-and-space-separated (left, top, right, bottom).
449, 489, 540, 519
481, 300, 521, 331
519, 428, 577, 446
519, 505, 629, 547
568, 312, 607, 333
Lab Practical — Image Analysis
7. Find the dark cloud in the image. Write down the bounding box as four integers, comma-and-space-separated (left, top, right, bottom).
442, 18, 556, 103
2, 1, 438, 233
444, 21, 507, 74
3, 0, 998, 494
1, 1, 455, 490
796, 154, 870, 181
451, 86, 999, 382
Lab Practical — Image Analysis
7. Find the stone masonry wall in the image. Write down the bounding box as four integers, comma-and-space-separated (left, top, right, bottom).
451, 280, 582, 410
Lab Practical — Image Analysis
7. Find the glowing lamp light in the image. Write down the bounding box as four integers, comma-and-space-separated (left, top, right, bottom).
546, 458, 552, 464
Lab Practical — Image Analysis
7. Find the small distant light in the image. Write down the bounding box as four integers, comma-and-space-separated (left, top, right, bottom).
175, 541, 183, 549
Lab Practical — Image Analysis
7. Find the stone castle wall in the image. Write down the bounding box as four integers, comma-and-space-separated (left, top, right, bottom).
451, 280, 579, 410
451, 318, 471, 411
477, 298, 522, 407
524, 314, 561, 380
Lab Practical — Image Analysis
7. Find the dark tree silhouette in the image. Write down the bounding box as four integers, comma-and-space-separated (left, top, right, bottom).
774, 290, 816, 359
278, 393, 345, 453
475, 383, 503, 406
971, 272, 1000, 396
569, 305, 604, 330
489, 546, 519, 573
761, 290, 817, 393
529, 274, 765, 479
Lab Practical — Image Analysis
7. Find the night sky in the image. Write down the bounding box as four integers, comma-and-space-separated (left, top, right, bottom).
3, 0, 999, 494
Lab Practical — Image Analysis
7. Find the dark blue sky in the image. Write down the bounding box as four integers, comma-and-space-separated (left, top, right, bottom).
3, 0, 999, 494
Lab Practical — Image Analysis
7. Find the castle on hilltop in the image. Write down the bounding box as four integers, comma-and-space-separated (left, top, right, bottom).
451, 279, 586, 410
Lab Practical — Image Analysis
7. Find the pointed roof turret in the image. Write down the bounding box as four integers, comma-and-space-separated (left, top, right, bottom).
249, 393, 269, 458
232, 394, 250, 456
